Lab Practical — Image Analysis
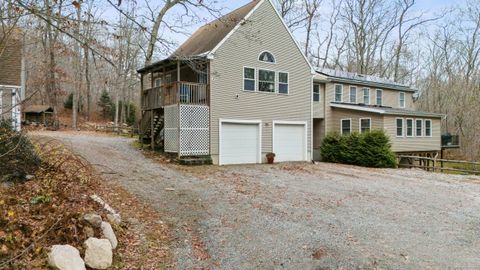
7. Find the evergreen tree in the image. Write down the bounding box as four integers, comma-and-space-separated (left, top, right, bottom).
97, 90, 113, 118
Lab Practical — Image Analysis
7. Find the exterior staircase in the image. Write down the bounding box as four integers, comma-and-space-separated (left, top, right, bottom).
140, 110, 164, 147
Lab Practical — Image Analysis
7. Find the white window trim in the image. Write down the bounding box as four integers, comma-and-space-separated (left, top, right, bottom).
278, 71, 289, 95
399, 92, 406, 108
272, 120, 308, 161
396, 117, 404, 137
359, 118, 371, 133
341, 118, 352, 135
376, 89, 383, 106
218, 119, 262, 166
335, 84, 343, 103
258, 51, 276, 64
258, 68, 277, 93
406, 118, 414, 137
243, 66, 256, 92
415, 119, 423, 137
425, 119, 433, 137
313, 84, 320, 102
349, 86, 357, 104
363, 87, 370, 105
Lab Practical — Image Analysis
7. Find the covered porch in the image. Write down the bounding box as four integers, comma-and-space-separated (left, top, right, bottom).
137, 57, 211, 157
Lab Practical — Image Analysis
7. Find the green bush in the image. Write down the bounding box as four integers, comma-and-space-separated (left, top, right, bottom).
320, 130, 397, 168
0, 120, 41, 181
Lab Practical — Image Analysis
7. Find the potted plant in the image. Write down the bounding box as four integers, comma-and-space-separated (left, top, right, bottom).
266, 152, 276, 164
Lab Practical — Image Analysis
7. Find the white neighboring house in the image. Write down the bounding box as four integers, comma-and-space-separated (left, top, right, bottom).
0, 33, 24, 132
0, 87, 22, 131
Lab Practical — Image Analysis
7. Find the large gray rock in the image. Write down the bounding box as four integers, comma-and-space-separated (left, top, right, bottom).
82, 213, 102, 228
101, 221, 118, 249
48, 245, 86, 270
84, 238, 112, 270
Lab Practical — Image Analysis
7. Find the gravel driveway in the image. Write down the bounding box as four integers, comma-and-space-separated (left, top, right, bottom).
34, 131, 480, 269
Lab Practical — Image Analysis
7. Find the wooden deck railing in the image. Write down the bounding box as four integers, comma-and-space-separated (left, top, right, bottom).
141, 81, 209, 110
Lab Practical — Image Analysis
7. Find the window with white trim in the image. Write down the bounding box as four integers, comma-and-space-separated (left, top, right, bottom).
341, 119, 351, 135
416, 119, 422, 136
425, 119, 432, 137
363, 88, 370, 104
313, 84, 320, 102
278, 72, 289, 94
349, 86, 357, 103
243, 67, 255, 91
259, 51, 275, 63
396, 118, 404, 137
376, 89, 383, 106
360, 118, 371, 133
335, 84, 343, 102
399, 92, 405, 108
258, 69, 275, 92
406, 118, 413, 137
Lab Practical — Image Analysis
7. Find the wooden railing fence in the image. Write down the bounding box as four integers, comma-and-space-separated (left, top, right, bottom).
398, 155, 480, 175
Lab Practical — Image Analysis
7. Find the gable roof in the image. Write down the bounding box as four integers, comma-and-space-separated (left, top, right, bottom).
316, 67, 415, 92
173, 1, 260, 58
140, 0, 314, 74
23, 105, 53, 114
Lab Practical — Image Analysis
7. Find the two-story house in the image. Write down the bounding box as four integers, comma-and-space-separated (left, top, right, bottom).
138, 0, 444, 165
0, 31, 23, 131
312, 68, 443, 160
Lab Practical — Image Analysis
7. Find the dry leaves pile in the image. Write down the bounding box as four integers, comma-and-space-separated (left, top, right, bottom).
0, 138, 172, 269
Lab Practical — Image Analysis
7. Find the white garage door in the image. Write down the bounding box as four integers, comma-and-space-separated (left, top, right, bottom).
220, 122, 260, 165
274, 123, 306, 162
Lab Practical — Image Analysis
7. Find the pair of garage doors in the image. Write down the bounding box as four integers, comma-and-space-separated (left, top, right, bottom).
220, 121, 307, 165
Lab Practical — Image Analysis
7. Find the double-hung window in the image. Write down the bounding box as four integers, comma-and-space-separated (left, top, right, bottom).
376, 89, 383, 106
258, 69, 275, 92
396, 118, 404, 137
425, 119, 432, 137
406, 118, 413, 137
243, 67, 255, 91
416, 119, 423, 136
399, 92, 405, 108
349, 86, 357, 103
341, 119, 351, 135
335, 84, 343, 102
278, 72, 289, 94
313, 84, 320, 102
360, 118, 371, 133
363, 88, 370, 104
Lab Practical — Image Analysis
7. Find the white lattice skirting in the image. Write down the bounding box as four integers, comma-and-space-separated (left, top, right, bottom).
164, 104, 210, 156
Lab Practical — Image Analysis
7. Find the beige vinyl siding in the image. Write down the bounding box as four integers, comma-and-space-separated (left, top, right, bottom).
209, 0, 312, 163
384, 115, 441, 152
0, 89, 13, 119
329, 108, 384, 133
324, 81, 415, 110
0, 38, 22, 87
313, 83, 325, 118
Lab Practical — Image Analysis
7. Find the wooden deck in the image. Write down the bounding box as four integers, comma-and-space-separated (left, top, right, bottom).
141, 81, 209, 111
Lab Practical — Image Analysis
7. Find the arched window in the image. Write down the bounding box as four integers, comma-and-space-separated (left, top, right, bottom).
258, 51, 275, 63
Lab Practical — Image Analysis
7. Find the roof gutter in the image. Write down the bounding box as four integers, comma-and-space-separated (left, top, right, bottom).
317, 74, 415, 92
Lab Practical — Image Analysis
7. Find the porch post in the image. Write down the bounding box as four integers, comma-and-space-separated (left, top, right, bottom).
150, 71, 154, 150
177, 60, 181, 158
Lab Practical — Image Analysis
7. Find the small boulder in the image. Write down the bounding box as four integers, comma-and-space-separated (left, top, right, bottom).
84, 238, 112, 270
107, 213, 121, 225
101, 221, 118, 249
48, 245, 86, 270
83, 213, 102, 228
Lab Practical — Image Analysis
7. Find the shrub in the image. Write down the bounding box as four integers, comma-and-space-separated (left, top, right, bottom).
320, 130, 397, 168
0, 120, 41, 182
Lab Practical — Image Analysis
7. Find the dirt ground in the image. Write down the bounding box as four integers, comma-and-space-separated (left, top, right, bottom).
32, 131, 480, 270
